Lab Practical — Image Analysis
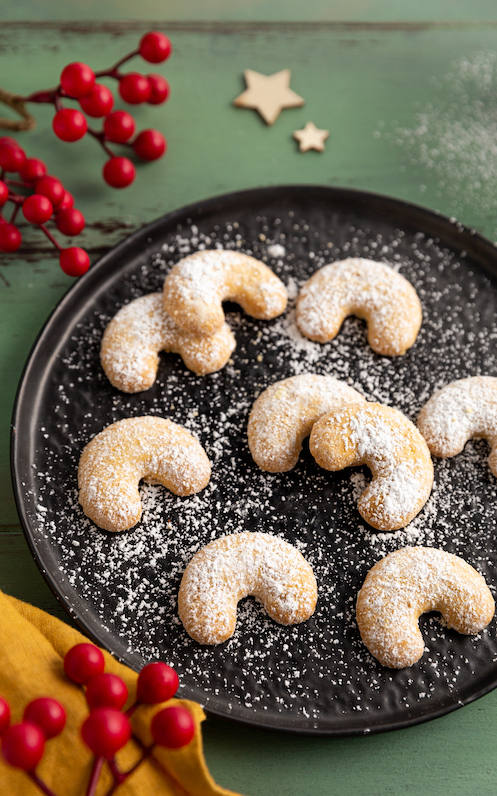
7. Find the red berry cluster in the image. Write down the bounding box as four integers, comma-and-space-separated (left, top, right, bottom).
25, 30, 171, 189
0, 642, 194, 796
0, 136, 89, 275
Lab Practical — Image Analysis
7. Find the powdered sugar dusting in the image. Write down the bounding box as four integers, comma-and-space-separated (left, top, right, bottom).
296, 258, 422, 355
22, 196, 497, 732
357, 547, 495, 668
178, 532, 317, 645
418, 376, 497, 471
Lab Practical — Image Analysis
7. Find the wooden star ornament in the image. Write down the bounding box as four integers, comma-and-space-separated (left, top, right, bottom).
293, 122, 330, 152
233, 68, 305, 126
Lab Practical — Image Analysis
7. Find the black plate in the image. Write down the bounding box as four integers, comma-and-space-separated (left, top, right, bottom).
11, 185, 497, 735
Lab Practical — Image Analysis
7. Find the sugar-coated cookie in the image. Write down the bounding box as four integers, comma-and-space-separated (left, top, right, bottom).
178, 532, 317, 645
296, 258, 422, 356
417, 376, 497, 475
101, 293, 236, 392
248, 374, 366, 472
163, 249, 288, 336
309, 402, 434, 530
78, 416, 211, 532
356, 546, 495, 668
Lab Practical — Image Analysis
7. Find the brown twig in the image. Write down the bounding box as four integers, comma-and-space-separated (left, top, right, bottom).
0, 87, 36, 131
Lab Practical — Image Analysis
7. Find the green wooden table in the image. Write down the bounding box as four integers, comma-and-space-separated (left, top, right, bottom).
2, 4, 497, 794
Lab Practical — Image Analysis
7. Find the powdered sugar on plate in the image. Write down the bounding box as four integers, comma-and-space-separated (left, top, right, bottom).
19, 191, 497, 734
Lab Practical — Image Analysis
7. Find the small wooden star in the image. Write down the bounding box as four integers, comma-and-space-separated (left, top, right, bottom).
233, 69, 305, 126
293, 122, 330, 152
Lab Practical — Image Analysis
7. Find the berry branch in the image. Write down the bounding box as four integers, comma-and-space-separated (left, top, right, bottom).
0, 643, 194, 796
0, 31, 172, 276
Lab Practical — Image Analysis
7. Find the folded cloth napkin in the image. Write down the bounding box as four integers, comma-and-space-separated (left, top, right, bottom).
0, 591, 241, 796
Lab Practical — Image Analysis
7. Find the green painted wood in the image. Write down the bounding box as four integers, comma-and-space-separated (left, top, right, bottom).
2, 16, 497, 796
1, 0, 497, 23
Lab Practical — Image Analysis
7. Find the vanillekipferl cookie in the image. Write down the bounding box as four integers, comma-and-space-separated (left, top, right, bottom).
309, 402, 434, 530
101, 292, 236, 392
78, 416, 211, 532
163, 249, 288, 336
356, 546, 495, 668
296, 257, 422, 356
248, 373, 366, 472
178, 532, 317, 645
417, 376, 497, 476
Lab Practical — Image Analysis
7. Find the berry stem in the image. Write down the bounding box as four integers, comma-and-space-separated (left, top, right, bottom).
86, 127, 115, 158
85, 756, 105, 796
23, 89, 58, 104
28, 771, 59, 796
94, 48, 140, 79
125, 701, 140, 718
10, 203, 20, 224
5, 178, 30, 189
39, 223, 62, 251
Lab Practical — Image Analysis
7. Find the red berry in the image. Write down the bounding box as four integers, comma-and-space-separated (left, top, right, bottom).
147, 74, 170, 105
53, 108, 88, 142
151, 706, 194, 749
81, 708, 131, 758
59, 247, 90, 277
85, 673, 128, 711
0, 698, 10, 735
23, 698, 66, 740
79, 83, 114, 118
139, 31, 172, 63
22, 194, 53, 225
133, 129, 166, 161
35, 175, 65, 207
0, 142, 26, 172
103, 156, 135, 188
64, 643, 104, 683
103, 110, 135, 143
59, 190, 74, 210
137, 661, 179, 704
55, 207, 85, 236
60, 62, 95, 98
119, 72, 151, 104
0, 181, 8, 206
19, 157, 47, 183
0, 136, 18, 147
1, 723, 45, 770
0, 223, 21, 252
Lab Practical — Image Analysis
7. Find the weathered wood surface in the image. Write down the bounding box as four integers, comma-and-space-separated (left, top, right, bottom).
2, 16, 497, 796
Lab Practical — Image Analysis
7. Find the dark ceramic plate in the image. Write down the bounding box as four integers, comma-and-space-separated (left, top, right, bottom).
11, 185, 497, 735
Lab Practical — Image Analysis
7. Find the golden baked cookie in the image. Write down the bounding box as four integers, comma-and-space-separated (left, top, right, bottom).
78, 416, 211, 532
296, 258, 422, 356
356, 546, 495, 668
248, 374, 366, 472
100, 293, 236, 392
178, 532, 317, 645
309, 402, 434, 530
163, 249, 288, 336
417, 376, 497, 475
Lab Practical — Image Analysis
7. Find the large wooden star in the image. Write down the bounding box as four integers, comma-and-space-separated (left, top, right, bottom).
293, 122, 330, 152
233, 69, 305, 126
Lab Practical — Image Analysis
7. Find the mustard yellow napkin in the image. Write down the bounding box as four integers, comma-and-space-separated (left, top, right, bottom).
0, 592, 242, 796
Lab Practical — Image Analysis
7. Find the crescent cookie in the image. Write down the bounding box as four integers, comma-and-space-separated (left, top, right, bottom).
100, 293, 236, 392
309, 403, 434, 530
356, 547, 495, 668
163, 249, 288, 336
178, 532, 317, 645
78, 416, 211, 532
296, 258, 422, 356
248, 374, 366, 472
417, 376, 497, 475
